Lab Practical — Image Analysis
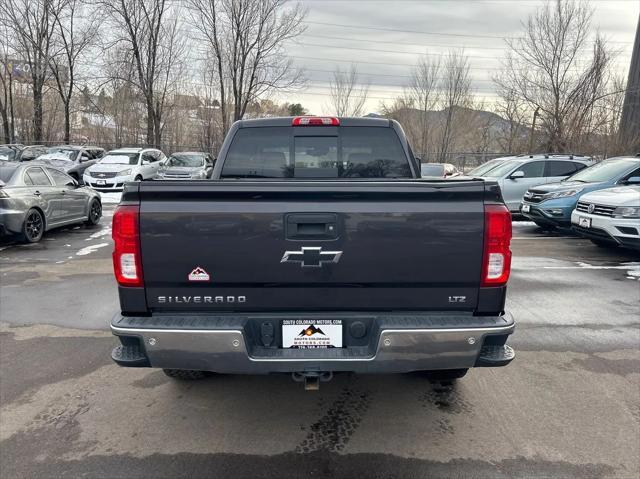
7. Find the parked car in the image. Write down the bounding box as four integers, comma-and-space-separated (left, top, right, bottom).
0, 145, 49, 162
420, 163, 460, 178
466, 156, 514, 176
476, 154, 593, 212
156, 152, 215, 180
83, 148, 166, 191
521, 156, 640, 229
109, 116, 515, 389
33, 146, 98, 184
0, 163, 102, 242
0, 144, 25, 161
82, 146, 106, 160
570, 185, 640, 250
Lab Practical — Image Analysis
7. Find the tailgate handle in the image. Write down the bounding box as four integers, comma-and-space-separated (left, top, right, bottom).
286, 213, 338, 240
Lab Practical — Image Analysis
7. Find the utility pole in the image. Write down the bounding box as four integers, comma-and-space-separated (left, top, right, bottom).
528, 106, 540, 154
620, 14, 640, 153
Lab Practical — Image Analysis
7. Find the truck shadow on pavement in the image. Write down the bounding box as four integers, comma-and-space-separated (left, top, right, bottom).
0, 328, 624, 479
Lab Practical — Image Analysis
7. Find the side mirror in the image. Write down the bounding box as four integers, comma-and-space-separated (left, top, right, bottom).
510, 170, 525, 179
624, 176, 640, 185
142, 159, 150, 165
80, 155, 90, 162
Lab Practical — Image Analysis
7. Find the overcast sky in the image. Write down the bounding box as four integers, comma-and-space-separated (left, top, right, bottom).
271, 0, 639, 115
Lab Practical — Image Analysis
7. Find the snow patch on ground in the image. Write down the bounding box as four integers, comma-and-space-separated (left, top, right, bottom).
86, 227, 112, 241
76, 243, 109, 256
542, 260, 640, 280
99, 192, 122, 204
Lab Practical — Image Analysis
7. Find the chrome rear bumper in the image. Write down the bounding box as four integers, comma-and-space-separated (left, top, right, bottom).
111, 312, 515, 374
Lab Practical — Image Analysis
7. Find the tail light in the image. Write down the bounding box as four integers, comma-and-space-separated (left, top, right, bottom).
292, 116, 340, 126
481, 204, 512, 287
112, 205, 143, 286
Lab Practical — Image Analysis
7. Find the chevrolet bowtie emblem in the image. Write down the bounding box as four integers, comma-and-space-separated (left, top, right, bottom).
281, 247, 343, 268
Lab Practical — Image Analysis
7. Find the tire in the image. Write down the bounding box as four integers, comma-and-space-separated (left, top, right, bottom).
590, 239, 617, 248
422, 368, 468, 384
85, 199, 102, 226
21, 208, 45, 243
534, 221, 556, 231
163, 369, 210, 380
134, 175, 143, 182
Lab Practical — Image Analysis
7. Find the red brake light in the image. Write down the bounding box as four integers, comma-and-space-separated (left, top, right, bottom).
292, 116, 340, 126
481, 204, 512, 287
112, 205, 143, 287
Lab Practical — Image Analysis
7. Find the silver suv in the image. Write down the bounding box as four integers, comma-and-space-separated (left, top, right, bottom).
474, 154, 593, 212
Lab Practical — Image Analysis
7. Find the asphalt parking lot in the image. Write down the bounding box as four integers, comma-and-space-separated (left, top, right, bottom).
1, 203, 639, 479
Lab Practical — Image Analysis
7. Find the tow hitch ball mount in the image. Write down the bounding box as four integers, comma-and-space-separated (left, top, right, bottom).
292, 371, 333, 391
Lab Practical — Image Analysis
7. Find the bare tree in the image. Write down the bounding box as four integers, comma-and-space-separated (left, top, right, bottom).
96, 0, 185, 147
327, 64, 369, 117
404, 56, 441, 158
49, 0, 98, 144
0, 22, 16, 143
494, 80, 528, 154
437, 51, 472, 162
0, 0, 59, 142
187, 0, 306, 134
497, 0, 615, 153
588, 75, 628, 157
195, 57, 225, 153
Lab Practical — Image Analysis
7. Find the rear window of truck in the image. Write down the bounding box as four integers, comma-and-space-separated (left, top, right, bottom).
221, 127, 411, 179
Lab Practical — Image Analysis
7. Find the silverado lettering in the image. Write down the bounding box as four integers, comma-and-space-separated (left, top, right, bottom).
158, 296, 247, 304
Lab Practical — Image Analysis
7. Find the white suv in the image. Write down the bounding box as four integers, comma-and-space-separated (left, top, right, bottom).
83, 148, 165, 191
571, 185, 640, 251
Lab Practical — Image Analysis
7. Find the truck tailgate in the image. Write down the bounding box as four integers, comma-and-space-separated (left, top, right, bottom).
137, 181, 487, 312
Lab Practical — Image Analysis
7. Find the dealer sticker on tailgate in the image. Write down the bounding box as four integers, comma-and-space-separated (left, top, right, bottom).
282, 320, 343, 348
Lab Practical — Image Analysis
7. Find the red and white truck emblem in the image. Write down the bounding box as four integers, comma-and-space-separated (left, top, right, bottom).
188, 267, 210, 282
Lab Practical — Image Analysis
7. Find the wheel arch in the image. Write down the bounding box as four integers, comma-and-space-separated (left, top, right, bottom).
26, 205, 47, 232
87, 195, 102, 218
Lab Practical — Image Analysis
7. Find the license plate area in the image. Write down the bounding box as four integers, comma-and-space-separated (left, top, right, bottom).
579, 216, 591, 228
282, 319, 343, 348
522, 204, 530, 213
96, 180, 106, 186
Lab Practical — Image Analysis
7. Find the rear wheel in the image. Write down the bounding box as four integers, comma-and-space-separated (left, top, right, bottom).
86, 199, 102, 226
21, 208, 45, 243
163, 369, 210, 380
590, 239, 617, 248
534, 221, 556, 231
422, 368, 468, 385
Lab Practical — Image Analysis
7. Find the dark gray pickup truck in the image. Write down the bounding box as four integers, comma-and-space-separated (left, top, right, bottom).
110, 116, 515, 389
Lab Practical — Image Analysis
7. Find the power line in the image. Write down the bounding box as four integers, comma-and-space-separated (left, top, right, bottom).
291, 54, 627, 72
301, 67, 496, 82
302, 20, 634, 44
299, 32, 630, 53
290, 41, 501, 60
289, 40, 631, 65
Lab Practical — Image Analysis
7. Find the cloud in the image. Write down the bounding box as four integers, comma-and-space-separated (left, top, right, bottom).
284, 0, 638, 114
